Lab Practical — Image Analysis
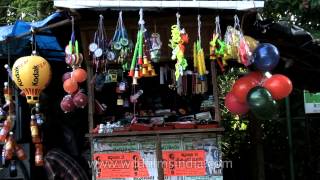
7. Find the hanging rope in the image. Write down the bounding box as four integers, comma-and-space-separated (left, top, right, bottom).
176, 12, 181, 30
197, 14, 201, 45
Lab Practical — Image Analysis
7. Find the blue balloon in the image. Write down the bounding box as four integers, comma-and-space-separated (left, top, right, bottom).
253, 43, 280, 71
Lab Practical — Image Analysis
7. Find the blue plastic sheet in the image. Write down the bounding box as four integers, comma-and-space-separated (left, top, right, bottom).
0, 12, 65, 61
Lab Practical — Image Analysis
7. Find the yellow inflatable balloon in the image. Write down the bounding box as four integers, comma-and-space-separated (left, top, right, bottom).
12, 55, 51, 104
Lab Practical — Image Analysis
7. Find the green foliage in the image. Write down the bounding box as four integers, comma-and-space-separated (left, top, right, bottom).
0, 0, 54, 25
263, 0, 320, 38
218, 67, 250, 159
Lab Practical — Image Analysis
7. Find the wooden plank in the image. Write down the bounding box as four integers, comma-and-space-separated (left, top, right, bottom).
86, 128, 224, 138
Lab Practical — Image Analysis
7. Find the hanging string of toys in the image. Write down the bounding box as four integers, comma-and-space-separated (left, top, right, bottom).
110, 11, 133, 69
194, 15, 206, 81
209, 16, 227, 71
169, 12, 189, 81
149, 25, 162, 63
89, 15, 108, 73
61, 16, 88, 113
128, 9, 157, 86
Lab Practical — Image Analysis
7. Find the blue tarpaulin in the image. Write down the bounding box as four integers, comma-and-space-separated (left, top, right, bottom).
0, 12, 65, 61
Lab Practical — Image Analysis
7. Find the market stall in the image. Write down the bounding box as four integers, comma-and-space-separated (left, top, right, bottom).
53, 1, 265, 180
1, 0, 299, 180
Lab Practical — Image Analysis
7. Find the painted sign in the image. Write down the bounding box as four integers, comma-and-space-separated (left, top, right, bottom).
93, 152, 151, 179
163, 150, 206, 177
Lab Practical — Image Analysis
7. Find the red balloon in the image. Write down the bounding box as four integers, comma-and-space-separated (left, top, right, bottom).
225, 92, 249, 115
73, 92, 88, 108
263, 74, 293, 100
72, 68, 87, 83
244, 71, 264, 84
232, 76, 257, 103
62, 72, 71, 82
60, 95, 75, 113
63, 79, 78, 94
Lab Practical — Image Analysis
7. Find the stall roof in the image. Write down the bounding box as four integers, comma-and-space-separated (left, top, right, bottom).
0, 12, 67, 61
54, 0, 264, 10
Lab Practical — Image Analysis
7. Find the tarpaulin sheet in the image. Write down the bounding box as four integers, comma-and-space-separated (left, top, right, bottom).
0, 12, 65, 61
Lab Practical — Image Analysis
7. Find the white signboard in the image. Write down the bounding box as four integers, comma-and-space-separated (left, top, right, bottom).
53, 0, 264, 10
304, 90, 320, 114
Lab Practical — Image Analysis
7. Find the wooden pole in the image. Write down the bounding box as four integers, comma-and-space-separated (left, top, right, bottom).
249, 115, 265, 180
210, 61, 221, 123
156, 134, 164, 180
80, 27, 95, 179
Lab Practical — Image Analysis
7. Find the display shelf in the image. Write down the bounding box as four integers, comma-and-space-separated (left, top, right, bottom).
86, 127, 224, 138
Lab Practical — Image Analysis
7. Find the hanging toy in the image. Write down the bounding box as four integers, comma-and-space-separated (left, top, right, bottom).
169, 12, 188, 81
111, 11, 133, 68
233, 15, 252, 66
72, 68, 87, 83
194, 15, 206, 81
72, 91, 88, 108
209, 16, 226, 71
12, 52, 51, 105
89, 15, 108, 73
223, 15, 253, 66
149, 25, 162, 63
128, 9, 156, 84
62, 16, 88, 113
65, 17, 83, 68
60, 95, 76, 113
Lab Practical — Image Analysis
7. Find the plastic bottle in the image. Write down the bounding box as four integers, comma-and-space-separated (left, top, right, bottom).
4, 132, 14, 160
9, 160, 17, 177
15, 144, 27, 161
0, 120, 11, 141
30, 115, 41, 144
35, 144, 44, 166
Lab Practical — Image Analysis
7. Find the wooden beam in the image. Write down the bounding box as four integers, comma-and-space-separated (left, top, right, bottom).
86, 128, 225, 138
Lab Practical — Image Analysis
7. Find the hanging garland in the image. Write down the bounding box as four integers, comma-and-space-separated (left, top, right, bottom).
209, 16, 227, 71
169, 12, 189, 81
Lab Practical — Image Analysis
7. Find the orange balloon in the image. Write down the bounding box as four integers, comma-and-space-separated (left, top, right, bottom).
63, 79, 78, 94
72, 68, 87, 83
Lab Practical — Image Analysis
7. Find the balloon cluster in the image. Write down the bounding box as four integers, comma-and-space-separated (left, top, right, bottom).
61, 69, 88, 113
225, 44, 293, 120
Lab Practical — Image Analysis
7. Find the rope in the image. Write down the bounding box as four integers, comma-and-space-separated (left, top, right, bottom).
197, 14, 201, 45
